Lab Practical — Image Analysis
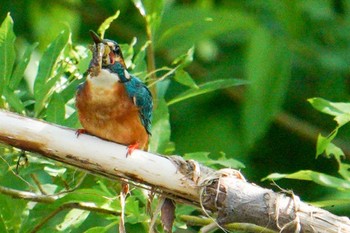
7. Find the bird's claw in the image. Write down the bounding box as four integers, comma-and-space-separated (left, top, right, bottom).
75, 129, 86, 138
126, 143, 139, 157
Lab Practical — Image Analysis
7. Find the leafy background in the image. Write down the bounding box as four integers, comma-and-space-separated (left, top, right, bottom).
0, 0, 350, 232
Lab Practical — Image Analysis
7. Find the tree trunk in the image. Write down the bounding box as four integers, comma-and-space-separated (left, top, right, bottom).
0, 110, 349, 232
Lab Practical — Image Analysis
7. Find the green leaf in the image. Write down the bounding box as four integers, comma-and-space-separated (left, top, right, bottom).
132, 41, 150, 78
125, 196, 148, 224
46, 93, 65, 124
310, 199, 350, 208
120, 39, 136, 69
172, 46, 194, 69
0, 193, 27, 232
334, 113, 350, 127
97, 11, 120, 39
184, 152, 245, 169
59, 78, 83, 102
325, 141, 344, 162
57, 209, 90, 231
339, 163, 350, 181
65, 111, 79, 128
308, 97, 350, 117
56, 189, 118, 209
84, 226, 111, 233
263, 170, 350, 190
167, 78, 247, 106
149, 99, 171, 154
3, 87, 25, 113
0, 216, 6, 233
10, 42, 38, 90
316, 131, 338, 158
242, 27, 291, 148
174, 70, 198, 89
0, 13, 16, 96
33, 27, 70, 116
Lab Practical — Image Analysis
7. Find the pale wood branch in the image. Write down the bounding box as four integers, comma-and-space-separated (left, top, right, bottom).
0, 109, 349, 233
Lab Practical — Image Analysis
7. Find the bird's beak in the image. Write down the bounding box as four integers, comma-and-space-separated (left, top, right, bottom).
88, 30, 105, 77
89, 30, 103, 44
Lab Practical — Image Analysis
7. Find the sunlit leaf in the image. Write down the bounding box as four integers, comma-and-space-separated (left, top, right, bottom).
339, 163, 350, 181
310, 199, 350, 208
84, 226, 112, 233
65, 111, 79, 128
334, 113, 350, 127
172, 46, 194, 69
10, 42, 38, 90
98, 11, 120, 39
149, 99, 171, 154
0, 193, 27, 232
167, 79, 247, 106
174, 70, 198, 89
324, 141, 344, 162
125, 196, 148, 224
33, 27, 70, 116
0, 13, 16, 96
77, 46, 91, 74
59, 78, 83, 102
57, 209, 90, 231
263, 170, 350, 190
316, 131, 338, 158
3, 87, 24, 113
308, 97, 350, 117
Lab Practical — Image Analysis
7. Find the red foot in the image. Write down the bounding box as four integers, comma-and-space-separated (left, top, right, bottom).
75, 128, 87, 137
126, 142, 139, 157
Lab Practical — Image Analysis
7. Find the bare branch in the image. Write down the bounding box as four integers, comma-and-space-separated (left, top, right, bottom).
0, 185, 56, 203
0, 110, 349, 233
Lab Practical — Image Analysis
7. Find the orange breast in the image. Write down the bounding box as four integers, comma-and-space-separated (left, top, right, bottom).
76, 80, 149, 150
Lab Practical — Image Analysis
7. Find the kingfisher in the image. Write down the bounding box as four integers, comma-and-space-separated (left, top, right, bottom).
76, 31, 153, 155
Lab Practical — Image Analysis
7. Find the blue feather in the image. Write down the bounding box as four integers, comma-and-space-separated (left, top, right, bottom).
105, 62, 153, 135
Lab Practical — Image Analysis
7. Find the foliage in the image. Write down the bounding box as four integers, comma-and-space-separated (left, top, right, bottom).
1, 0, 350, 232
265, 97, 350, 207
0, 7, 246, 233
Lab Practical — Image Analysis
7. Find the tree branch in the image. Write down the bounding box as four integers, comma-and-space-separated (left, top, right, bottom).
0, 110, 349, 233
0, 185, 56, 203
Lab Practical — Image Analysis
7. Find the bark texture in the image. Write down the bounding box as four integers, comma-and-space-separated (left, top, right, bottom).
0, 110, 349, 232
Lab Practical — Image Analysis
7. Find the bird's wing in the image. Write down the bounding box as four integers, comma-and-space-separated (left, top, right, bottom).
125, 76, 153, 135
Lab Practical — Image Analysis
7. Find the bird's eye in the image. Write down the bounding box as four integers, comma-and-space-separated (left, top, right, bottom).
114, 46, 121, 55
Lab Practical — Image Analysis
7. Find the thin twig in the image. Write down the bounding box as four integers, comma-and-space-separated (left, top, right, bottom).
0, 185, 56, 203
55, 172, 87, 195
180, 215, 277, 233
30, 174, 47, 195
0, 153, 35, 191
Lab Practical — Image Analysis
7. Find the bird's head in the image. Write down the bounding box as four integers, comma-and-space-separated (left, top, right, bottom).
89, 30, 126, 71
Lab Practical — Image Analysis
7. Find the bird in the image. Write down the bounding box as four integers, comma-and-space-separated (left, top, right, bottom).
76, 31, 152, 155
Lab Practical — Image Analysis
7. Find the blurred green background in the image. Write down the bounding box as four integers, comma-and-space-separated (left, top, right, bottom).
1, 0, 350, 219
